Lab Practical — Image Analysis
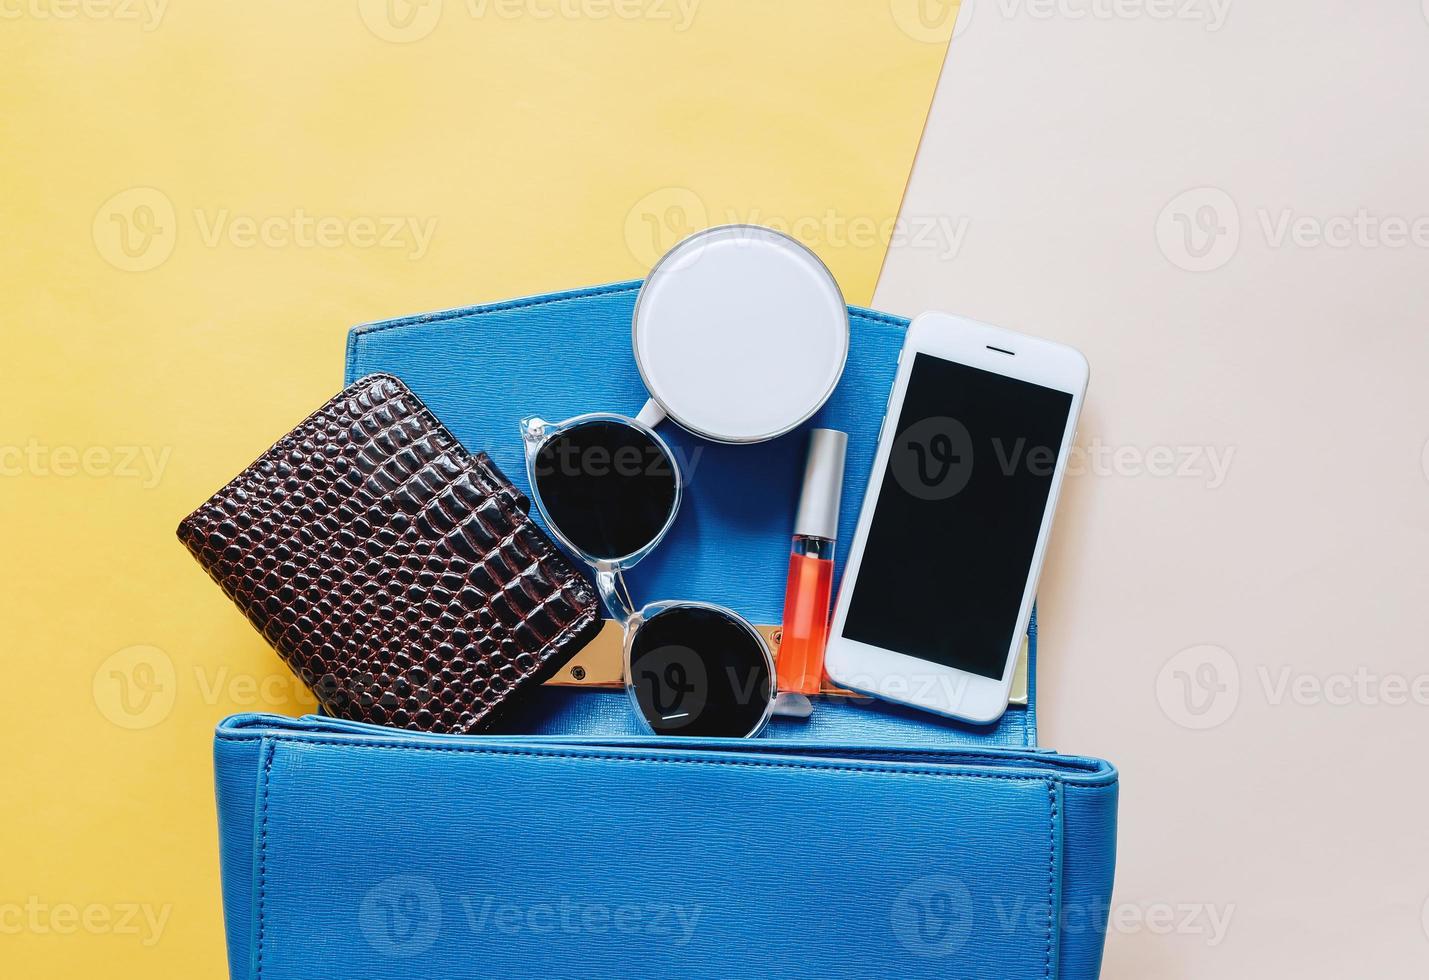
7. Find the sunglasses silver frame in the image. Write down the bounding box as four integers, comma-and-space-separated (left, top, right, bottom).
519, 412, 780, 738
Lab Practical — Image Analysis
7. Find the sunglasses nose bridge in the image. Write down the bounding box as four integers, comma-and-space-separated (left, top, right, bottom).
595, 567, 638, 627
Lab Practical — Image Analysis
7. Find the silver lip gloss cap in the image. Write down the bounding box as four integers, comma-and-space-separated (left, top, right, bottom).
794, 428, 848, 541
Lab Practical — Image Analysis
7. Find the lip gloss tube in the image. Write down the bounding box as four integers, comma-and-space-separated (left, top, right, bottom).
777, 428, 848, 701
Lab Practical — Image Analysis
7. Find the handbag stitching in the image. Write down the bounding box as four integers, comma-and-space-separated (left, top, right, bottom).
248, 735, 1065, 975
255, 740, 275, 980
218, 731, 1113, 782
240, 733, 1063, 783
705, 745, 1103, 773
1046, 781, 1058, 979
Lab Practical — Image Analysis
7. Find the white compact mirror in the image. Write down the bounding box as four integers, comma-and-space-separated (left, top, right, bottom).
631, 225, 849, 444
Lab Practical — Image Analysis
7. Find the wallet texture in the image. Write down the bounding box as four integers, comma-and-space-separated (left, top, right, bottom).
215, 713, 1119, 980
177, 373, 601, 733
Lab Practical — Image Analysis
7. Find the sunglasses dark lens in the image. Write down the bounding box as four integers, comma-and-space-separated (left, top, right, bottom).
532, 420, 678, 562
627, 606, 771, 738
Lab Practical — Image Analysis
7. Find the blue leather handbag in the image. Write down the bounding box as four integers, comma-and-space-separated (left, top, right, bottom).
212, 281, 1119, 978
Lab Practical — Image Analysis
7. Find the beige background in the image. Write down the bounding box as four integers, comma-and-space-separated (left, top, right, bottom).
877, 1, 1429, 976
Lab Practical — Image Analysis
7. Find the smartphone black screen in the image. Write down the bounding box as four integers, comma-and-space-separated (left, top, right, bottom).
842, 353, 1073, 680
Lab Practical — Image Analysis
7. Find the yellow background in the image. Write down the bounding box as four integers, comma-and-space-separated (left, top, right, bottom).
0, 1, 956, 974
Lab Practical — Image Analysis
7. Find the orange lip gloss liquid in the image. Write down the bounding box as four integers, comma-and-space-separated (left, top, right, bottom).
777, 428, 847, 701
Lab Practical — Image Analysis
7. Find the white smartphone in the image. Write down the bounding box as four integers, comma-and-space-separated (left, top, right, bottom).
824, 312, 1088, 724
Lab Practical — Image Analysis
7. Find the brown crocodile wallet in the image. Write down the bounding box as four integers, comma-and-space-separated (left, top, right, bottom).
176, 373, 601, 733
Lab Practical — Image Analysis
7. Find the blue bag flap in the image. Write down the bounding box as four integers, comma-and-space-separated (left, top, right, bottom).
215, 714, 1118, 980
346, 281, 1037, 746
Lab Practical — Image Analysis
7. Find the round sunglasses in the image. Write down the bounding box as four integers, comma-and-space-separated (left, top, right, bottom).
519, 413, 786, 738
